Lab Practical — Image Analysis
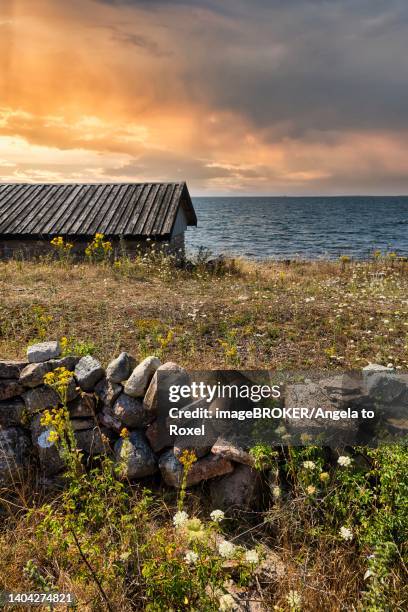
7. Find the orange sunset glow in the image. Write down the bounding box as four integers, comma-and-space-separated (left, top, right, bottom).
1, 0, 408, 195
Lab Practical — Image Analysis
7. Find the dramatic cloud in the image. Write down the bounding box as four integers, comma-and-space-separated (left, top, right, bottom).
1, 0, 408, 193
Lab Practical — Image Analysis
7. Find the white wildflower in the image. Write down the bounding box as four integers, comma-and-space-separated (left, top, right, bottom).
302, 460, 316, 470
337, 455, 352, 467
219, 593, 236, 611
173, 510, 188, 528
286, 589, 302, 608
339, 526, 353, 541
218, 540, 236, 559
244, 549, 259, 564
184, 550, 198, 565
210, 509, 225, 523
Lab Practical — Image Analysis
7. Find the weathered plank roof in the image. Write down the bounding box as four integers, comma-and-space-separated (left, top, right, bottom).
0, 182, 197, 238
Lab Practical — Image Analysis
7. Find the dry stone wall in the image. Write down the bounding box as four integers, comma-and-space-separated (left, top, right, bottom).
1, 341, 407, 510
0, 342, 256, 509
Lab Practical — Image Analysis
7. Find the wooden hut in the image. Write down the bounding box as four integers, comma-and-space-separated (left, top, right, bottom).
0, 182, 197, 259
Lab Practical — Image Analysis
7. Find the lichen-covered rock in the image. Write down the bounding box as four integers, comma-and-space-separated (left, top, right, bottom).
23, 386, 59, 413
30, 414, 65, 476
20, 356, 79, 388
112, 393, 149, 428
98, 406, 122, 432
143, 361, 189, 415
124, 356, 161, 398
114, 431, 157, 479
27, 341, 61, 363
0, 398, 26, 427
211, 438, 254, 466
209, 464, 262, 510
0, 379, 24, 401
106, 352, 135, 384
0, 360, 27, 379
74, 356, 104, 391
68, 393, 96, 418
0, 427, 31, 485
23, 380, 78, 414
159, 450, 233, 488
94, 377, 122, 408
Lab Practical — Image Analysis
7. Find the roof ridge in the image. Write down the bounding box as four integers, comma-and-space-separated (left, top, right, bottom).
0, 181, 185, 186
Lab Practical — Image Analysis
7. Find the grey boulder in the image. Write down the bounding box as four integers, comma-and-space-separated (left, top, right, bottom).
27, 341, 61, 363
210, 464, 262, 510
74, 356, 104, 391
0, 427, 31, 485
70, 418, 96, 431
98, 406, 122, 432
30, 414, 65, 476
68, 393, 96, 418
0, 360, 27, 379
114, 431, 157, 479
143, 361, 190, 416
211, 438, 254, 466
74, 428, 107, 455
145, 419, 173, 453
0, 379, 24, 401
365, 371, 408, 405
112, 393, 148, 428
94, 377, 122, 408
159, 450, 233, 488
106, 352, 135, 384
20, 356, 78, 388
0, 398, 26, 427
124, 356, 161, 398
23, 380, 78, 414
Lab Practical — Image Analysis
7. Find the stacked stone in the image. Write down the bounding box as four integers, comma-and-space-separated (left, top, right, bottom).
2, 343, 406, 509
0, 356, 31, 486
0, 341, 260, 508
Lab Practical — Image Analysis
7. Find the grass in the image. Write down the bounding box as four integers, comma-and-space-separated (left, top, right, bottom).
0, 252, 407, 611
1, 254, 408, 370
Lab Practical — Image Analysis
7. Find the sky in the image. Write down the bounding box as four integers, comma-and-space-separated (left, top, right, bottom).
1, 0, 408, 195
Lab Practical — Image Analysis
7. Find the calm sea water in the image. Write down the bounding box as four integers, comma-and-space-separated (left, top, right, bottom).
185, 196, 408, 260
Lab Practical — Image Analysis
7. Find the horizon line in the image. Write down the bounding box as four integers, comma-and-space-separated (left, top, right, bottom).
191, 193, 408, 198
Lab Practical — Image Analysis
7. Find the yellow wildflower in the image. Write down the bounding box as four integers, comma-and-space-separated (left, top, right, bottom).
47, 430, 59, 444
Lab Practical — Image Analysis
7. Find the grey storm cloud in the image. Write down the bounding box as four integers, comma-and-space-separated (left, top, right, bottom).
93, 0, 408, 138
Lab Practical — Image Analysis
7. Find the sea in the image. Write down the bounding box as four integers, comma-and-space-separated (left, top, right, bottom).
185, 196, 408, 260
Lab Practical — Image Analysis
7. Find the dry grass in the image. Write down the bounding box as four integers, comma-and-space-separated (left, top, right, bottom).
1, 256, 408, 371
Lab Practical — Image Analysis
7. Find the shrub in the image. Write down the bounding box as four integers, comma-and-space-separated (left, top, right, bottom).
85, 233, 113, 263
50, 236, 74, 264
